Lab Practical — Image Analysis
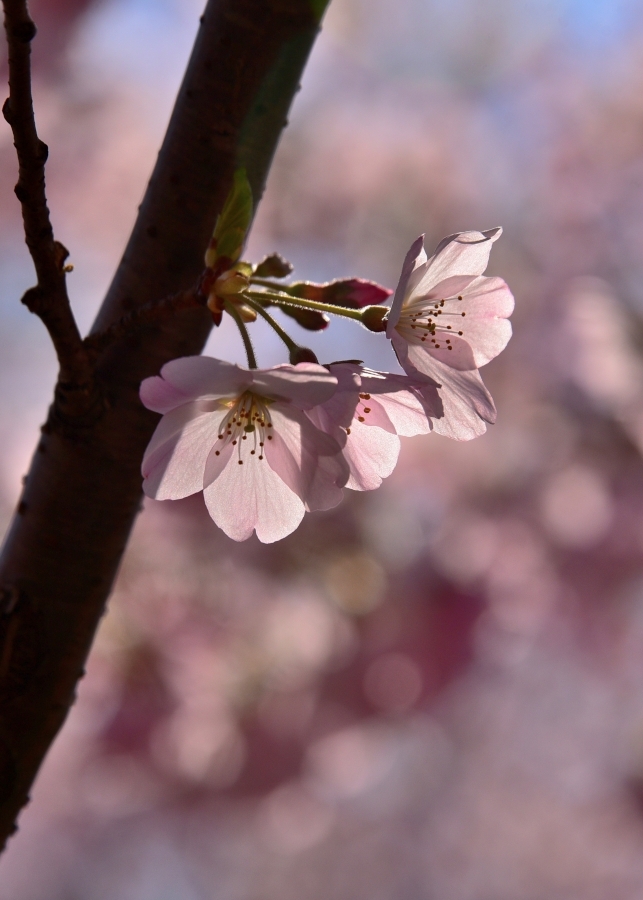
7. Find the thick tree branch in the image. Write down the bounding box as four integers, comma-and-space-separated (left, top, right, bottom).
2, 0, 91, 395
83, 288, 204, 359
0, 0, 329, 850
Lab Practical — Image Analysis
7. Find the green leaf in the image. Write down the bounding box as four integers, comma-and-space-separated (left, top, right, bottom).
309, 0, 331, 22
211, 168, 253, 264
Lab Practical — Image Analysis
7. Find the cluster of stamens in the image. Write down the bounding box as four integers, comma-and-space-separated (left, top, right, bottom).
401, 294, 467, 349
214, 391, 273, 464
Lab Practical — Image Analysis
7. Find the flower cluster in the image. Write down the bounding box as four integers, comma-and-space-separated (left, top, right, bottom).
141, 222, 514, 542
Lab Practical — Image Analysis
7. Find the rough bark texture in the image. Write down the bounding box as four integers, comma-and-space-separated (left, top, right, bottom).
0, 0, 326, 850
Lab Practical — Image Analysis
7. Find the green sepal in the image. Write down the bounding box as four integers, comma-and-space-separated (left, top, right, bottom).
234, 261, 254, 278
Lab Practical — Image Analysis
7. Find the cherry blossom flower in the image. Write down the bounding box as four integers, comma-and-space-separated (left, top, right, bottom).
386, 229, 514, 440
307, 362, 442, 491
140, 357, 348, 543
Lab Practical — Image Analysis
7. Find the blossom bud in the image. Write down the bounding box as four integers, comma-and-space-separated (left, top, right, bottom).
289, 346, 319, 365
361, 305, 389, 332
213, 270, 249, 297
236, 303, 257, 323
283, 278, 392, 310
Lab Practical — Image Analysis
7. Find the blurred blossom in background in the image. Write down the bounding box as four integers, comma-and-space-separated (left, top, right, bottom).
6, 0, 643, 897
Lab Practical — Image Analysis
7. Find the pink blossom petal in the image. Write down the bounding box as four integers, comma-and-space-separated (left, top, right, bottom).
343, 422, 400, 491
415, 227, 502, 295
202, 439, 237, 489
251, 363, 338, 408
420, 335, 477, 371
371, 389, 434, 437
265, 406, 345, 503
306, 452, 348, 511
405, 274, 478, 307
394, 334, 496, 440
355, 395, 397, 433
416, 274, 513, 366
386, 235, 427, 337
159, 356, 251, 400
357, 369, 441, 436
203, 452, 305, 543
140, 375, 192, 414
316, 365, 361, 427
458, 275, 515, 317
142, 402, 227, 499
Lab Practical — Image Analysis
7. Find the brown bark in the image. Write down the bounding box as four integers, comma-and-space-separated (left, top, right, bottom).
0, 0, 327, 850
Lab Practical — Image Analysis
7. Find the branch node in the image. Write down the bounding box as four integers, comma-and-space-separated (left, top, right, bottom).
20, 285, 42, 313
13, 183, 27, 203
1, 99, 11, 124
53, 241, 69, 270
10, 19, 36, 43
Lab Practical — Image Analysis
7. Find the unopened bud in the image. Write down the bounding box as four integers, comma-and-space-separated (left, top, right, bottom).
236, 303, 257, 323
214, 269, 249, 297
289, 346, 319, 365
361, 305, 389, 332
204, 239, 218, 268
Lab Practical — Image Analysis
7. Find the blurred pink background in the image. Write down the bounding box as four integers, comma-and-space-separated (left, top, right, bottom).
4, 0, 643, 897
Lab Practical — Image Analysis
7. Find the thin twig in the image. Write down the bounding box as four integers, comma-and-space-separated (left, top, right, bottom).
83, 289, 203, 358
242, 294, 300, 354
225, 300, 257, 368
2, 0, 90, 390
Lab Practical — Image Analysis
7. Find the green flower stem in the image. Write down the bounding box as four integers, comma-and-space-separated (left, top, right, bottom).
246, 288, 365, 322
249, 277, 293, 290
224, 300, 257, 368
242, 295, 300, 354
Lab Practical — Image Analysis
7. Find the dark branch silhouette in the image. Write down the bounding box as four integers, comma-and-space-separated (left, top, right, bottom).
1, 0, 91, 403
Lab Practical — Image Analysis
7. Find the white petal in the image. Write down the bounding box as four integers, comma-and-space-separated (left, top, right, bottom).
372, 390, 433, 437
251, 363, 338, 408
140, 375, 192, 413
265, 406, 343, 502
203, 452, 305, 542
306, 452, 348, 510
142, 403, 227, 499
344, 422, 401, 491
386, 235, 427, 336
160, 356, 251, 399
414, 227, 502, 296
393, 334, 495, 441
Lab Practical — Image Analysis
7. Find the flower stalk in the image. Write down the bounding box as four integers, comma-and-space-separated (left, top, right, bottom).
224, 299, 258, 368
242, 295, 304, 356
245, 288, 369, 322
